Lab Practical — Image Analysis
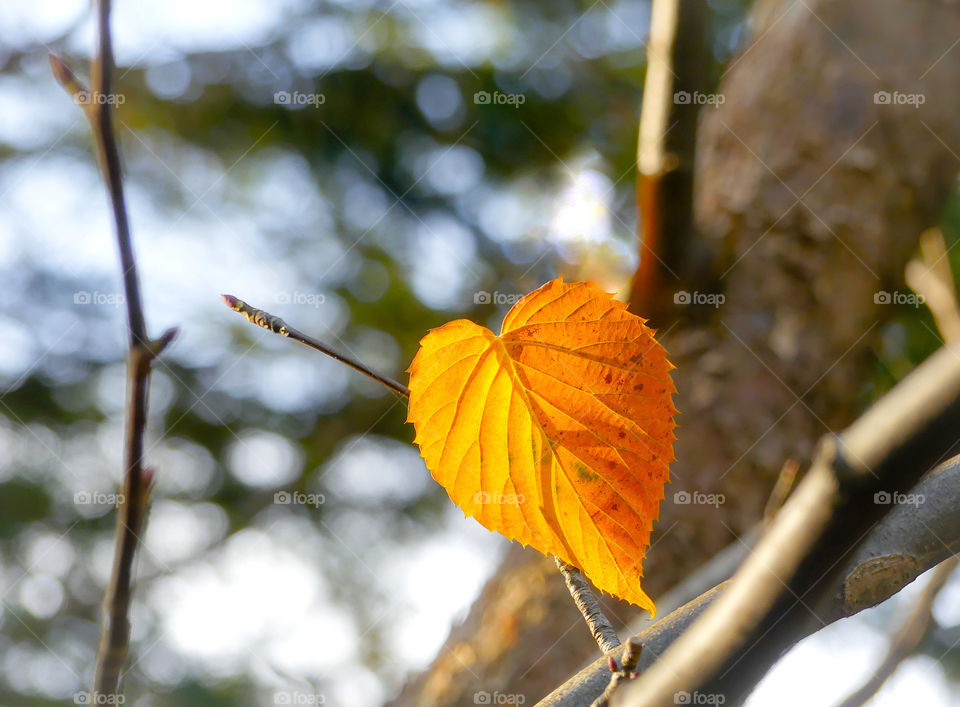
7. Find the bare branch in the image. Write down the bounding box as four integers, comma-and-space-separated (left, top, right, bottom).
836, 219, 960, 707
591, 639, 643, 707
49, 55, 89, 106
907, 228, 960, 343
91, 0, 146, 344
763, 458, 800, 524
539, 454, 960, 706
540, 584, 725, 707
221, 295, 409, 398
836, 557, 957, 707
53, 0, 174, 698
612, 340, 960, 706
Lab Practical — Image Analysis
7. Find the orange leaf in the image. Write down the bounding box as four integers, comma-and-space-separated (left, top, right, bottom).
407, 278, 677, 613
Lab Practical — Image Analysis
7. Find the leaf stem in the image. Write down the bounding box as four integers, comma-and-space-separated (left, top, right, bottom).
555, 557, 622, 654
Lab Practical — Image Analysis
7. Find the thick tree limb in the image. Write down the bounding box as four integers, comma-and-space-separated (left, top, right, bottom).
834, 210, 960, 707
836, 557, 957, 707
539, 453, 960, 706
613, 341, 960, 706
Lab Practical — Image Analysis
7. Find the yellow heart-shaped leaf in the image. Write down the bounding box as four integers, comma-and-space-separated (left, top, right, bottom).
407, 278, 677, 612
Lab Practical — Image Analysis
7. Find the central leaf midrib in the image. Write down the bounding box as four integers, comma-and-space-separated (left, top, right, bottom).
489, 332, 587, 568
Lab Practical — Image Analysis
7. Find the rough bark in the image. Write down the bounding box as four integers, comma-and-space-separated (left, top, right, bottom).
541, 453, 960, 707
617, 339, 960, 706
393, 0, 960, 704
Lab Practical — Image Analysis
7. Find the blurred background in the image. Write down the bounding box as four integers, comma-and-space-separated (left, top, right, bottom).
1, 0, 959, 705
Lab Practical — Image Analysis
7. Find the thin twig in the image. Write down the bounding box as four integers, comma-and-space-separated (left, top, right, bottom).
220, 295, 409, 397
836, 557, 958, 707
52, 0, 174, 698
906, 228, 960, 343
555, 557, 622, 654
592, 638, 643, 707
763, 458, 800, 524
91, 0, 146, 345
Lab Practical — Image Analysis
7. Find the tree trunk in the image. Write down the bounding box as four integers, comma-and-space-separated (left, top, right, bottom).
394, 0, 960, 703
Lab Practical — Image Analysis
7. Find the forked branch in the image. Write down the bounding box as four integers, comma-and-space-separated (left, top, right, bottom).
52, 0, 175, 698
